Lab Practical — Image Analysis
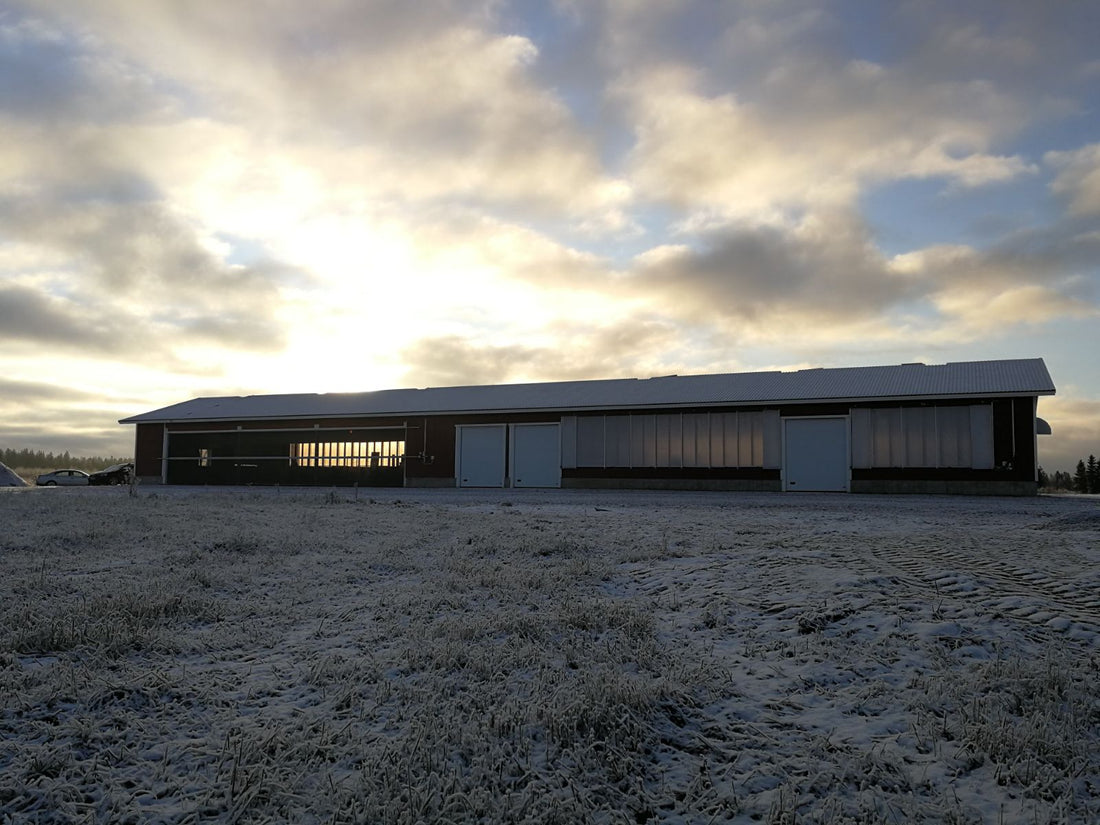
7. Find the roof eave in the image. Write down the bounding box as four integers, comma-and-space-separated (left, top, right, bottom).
119, 387, 1055, 425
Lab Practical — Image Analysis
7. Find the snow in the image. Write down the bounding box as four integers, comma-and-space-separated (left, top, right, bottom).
1, 487, 1097, 823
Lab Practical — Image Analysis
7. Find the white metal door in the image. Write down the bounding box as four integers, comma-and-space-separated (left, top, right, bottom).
784, 417, 850, 492
511, 424, 561, 488
456, 425, 507, 487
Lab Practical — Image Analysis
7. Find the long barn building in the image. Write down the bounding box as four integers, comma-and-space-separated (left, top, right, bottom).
121, 358, 1055, 495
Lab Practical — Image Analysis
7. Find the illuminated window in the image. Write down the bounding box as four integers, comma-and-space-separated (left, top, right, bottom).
290, 440, 405, 468
198, 448, 209, 467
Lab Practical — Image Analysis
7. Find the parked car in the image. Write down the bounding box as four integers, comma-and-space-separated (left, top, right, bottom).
89, 463, 134, 486
36, 469, 90, 486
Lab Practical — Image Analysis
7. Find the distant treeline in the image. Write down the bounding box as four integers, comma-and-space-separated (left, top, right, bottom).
1, 448, 133, 473
1039, 455, 1100, 493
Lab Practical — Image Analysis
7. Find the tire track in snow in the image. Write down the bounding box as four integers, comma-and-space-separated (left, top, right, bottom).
614, 511, 1100, 647
866, 538, 1100, 645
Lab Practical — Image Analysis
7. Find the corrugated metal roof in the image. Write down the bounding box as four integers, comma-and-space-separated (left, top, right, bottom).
119, 358, 1055, 424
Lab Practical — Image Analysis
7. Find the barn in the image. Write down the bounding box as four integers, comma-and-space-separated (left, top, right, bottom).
120, 358, 1055, 495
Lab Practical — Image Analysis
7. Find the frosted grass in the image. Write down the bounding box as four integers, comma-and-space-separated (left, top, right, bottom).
1, 488, 1097, 823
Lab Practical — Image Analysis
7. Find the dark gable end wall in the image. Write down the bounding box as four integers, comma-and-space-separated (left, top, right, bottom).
1008, 396, 1037, 478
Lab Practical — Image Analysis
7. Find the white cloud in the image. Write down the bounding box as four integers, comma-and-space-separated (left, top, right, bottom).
616, 61, 1033, 219
931, 283, 1098, 336
25, 1, 629, 226
1046, 143, 1100, 216
888, 230, 1100, 339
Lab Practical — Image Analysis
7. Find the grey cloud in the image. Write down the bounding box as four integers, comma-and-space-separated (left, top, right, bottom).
624, 211, 1100, 336
986, 228, 1100, 288
0, 10, 176, 124
0, 403, 131, 429
0, 189, 296, 353
571, 321, 681, 370
0, 17, 88, 115
2, 194, 262, 295
165, 311, 286, 351
399, 320, 683, 388
0, 282, 240, 367
401, 336, 543, 388
0, 376, 98, 405
605, 1, 1096, 99
0, 284, 137, 353
915, 224, 1100, 295
892, 1, 1100, 91
0, 380, 138, 458
0, 274, 283, 362
630, 214, 911, 324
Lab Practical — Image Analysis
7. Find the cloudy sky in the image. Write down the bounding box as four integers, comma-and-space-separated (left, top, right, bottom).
1, 0, 1098, 472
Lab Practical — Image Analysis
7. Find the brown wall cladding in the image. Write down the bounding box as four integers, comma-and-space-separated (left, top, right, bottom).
134, 423, 164, 476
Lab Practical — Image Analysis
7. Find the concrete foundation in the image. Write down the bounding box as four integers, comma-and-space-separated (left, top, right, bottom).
562, 477, 782, 492
406, 477, 458, 488
850, 479, 1037, 496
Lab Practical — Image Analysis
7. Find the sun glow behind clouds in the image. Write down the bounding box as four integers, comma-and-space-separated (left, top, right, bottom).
0, 0, 1098, 471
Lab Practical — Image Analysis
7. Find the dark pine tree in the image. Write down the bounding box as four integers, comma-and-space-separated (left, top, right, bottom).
1074, 459, 1089, 493
1088, 455, 1099, 494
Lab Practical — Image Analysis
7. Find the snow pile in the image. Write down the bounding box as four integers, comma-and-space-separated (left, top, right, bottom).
0, 461, 27, 486
0, 488, 1096, 823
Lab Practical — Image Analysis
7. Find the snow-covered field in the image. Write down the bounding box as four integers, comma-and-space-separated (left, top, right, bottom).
1, 487, 1097, 824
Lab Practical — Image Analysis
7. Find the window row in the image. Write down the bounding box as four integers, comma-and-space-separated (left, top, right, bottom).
167, 430, 405, 466
290, 441, 405, 468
